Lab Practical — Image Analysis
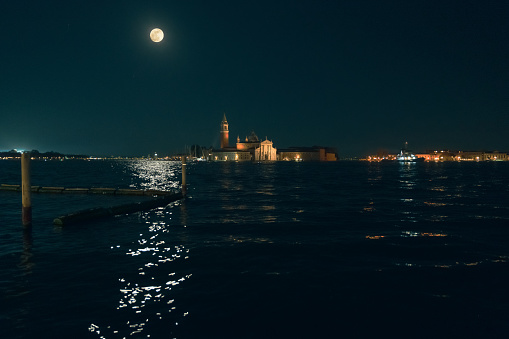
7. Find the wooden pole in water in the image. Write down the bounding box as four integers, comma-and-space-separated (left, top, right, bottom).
21, 152, 32, 226
182, 156, 187, 196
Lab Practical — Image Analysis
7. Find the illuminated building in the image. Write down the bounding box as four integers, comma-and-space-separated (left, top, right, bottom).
255, 138, 277, 161
451, 151, 482, 161
365, 149, 509, 161
415, 153, 433, 161
236, 131, 261, 151
211, 115, 274, 161
209, 115, 336, 162
483, 151, 508, 161
278, 146, 337, 161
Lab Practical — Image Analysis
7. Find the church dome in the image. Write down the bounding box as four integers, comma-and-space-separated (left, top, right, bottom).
247, 131, 259, 142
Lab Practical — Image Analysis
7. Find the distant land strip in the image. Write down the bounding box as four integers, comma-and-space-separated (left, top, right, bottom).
0, 150, 89, 159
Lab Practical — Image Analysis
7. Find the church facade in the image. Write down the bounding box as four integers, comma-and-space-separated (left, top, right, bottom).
255, 139, 277, 161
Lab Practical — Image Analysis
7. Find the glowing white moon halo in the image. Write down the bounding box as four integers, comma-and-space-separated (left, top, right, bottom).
150, 28, 164, 42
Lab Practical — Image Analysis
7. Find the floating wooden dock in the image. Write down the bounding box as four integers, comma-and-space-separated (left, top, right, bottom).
4, 154, 188, 227
0, 184, 176, 196
1, 183, 184, 226
53, 192, 183, 226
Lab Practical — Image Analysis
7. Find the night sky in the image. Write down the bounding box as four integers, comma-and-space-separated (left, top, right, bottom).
1, 1, 508, 157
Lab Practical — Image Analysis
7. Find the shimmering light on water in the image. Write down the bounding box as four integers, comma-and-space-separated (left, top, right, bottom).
88, 204, 192, 338
124, 160, 182, 191
2, 160, 509, 338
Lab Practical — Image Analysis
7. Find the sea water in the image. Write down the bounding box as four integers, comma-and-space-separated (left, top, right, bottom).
1, 160, 509, 338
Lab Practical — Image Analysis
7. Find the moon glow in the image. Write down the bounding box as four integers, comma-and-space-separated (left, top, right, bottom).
150, 28, 164, 42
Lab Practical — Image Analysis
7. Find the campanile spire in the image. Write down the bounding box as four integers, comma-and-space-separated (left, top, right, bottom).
220, 113, 229, 149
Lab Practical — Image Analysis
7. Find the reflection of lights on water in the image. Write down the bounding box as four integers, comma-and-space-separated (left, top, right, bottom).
492, 256, 508, 263
434, 264, 451, 268
399, 180, 416, 189
363, 201, 375, 212
366, 232, 508, 276
227, 235, 274, 244
400, 231, 448, 237
124, 160, 181, 191
89, 208, 190, 338
430, 186, 446, 192
420, 232, 447, 237
424, 201, 448, 206
365, 235, 385, 239
366, 232, 447, 239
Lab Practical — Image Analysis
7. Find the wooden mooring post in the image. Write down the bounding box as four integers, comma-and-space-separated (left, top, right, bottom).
21, 152, 32, 226
182, 156, 187, 196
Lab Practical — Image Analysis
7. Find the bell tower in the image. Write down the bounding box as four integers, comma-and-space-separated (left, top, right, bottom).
220, 113, 229, 149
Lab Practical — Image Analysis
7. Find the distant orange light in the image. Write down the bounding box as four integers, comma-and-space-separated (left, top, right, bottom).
420, 232, 447, 237
366, 235, 385, 240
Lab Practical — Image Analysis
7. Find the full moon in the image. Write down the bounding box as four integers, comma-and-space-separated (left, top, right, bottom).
150, 28, 164, 43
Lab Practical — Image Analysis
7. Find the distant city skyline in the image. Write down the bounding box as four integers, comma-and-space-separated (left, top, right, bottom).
1, 1, 508, 157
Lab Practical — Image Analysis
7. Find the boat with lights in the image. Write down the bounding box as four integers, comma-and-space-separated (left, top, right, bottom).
397, 142, 424, 162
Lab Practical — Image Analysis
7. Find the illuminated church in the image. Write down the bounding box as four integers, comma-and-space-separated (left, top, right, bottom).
210, 114, 277, 161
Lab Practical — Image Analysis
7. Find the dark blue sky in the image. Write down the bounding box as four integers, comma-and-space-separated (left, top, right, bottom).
1, 1, 508, 157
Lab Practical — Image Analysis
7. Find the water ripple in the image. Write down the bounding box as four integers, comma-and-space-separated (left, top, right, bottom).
88, 208, 190, 338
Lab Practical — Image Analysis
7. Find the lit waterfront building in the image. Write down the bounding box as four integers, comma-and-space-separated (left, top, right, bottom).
255, 138, 277, 161
236, 131, 261, 151
278, 146, 337, 161
483, 151, 508, 161
211, 115, 272, 161
209, 115, 336, 162
366, 148, 509, 162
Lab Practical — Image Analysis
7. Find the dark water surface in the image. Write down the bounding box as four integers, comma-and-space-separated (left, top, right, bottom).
1, 160, 509, 338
